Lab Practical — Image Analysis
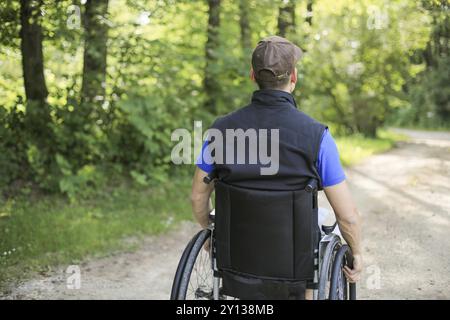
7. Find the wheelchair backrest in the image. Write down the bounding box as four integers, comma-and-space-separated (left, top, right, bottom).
214, 180, 320, 281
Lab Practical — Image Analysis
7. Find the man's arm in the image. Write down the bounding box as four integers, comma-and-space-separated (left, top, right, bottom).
191, 167, 214, 229
324, 180, 363, 282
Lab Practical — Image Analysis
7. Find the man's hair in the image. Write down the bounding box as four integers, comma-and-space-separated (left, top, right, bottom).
255, 70, 291, 90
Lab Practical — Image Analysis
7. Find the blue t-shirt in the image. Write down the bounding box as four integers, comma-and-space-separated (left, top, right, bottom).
196, 128, 345, 188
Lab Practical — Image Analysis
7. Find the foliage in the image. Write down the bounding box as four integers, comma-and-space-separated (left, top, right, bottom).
0, 0, 447, 197
392, 0, 450, 129
397, 56, 450, 128
298, 0, 430, 137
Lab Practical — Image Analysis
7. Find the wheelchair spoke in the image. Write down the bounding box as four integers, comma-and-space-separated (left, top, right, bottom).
186, 244, 214, 300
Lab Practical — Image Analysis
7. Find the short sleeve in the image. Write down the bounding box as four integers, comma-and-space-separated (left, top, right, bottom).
316, 129, 346, 187
196, 140, 214, 174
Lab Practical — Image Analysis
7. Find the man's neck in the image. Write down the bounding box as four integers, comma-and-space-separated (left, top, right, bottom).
276, 87, 293, 94
261, 88, 292, 94
279, 84, 293, 94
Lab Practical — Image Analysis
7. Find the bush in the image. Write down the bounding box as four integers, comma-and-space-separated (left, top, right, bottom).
0, 99, 31, 191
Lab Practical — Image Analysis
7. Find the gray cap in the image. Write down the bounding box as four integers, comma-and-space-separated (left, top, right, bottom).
251, 36, 303, 81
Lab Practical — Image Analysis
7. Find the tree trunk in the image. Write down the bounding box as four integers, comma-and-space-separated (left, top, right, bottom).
277, 0, 296, 37
19, 0, 52, 137
204, 0, 221, 113
20, 0, 48, 103
81, 0, 109, 109
239, 0, 251, 52
359, 121, 378, 138
20, 0, 56, 185
306, 0, 313, 26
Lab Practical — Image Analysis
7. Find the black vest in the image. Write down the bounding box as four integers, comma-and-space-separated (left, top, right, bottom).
210, 89, 327, 190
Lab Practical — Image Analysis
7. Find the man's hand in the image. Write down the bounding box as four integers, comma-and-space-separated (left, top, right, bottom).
343, 254, 363, 283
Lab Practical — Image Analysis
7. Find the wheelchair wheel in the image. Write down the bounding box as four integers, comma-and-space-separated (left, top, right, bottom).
170, 229, 213, 300
329, 245, 356, 300
329, 245, 348, 300
318, 235, 341, 300
170, 229, 203, 299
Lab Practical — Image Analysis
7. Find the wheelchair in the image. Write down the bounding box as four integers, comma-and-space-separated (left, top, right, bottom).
171, 176, 356, 300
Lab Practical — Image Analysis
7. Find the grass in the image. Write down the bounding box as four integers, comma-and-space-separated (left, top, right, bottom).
0, 173, 193, 289
0, 130, 407, 290
336, 129, 408, 167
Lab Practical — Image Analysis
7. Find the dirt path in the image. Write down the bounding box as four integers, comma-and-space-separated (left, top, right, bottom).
2, 129, 449, 300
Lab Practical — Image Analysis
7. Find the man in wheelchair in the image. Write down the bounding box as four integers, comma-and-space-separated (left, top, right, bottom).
175, 36, 362, 300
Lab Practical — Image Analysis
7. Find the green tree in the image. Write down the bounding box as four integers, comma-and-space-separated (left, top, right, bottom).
20, 0, 48, 104
277, 0, 296, 37
204, 0, 221, 114
306, 0, 314, 26
81, 0, 109, 109
300, 0, 429, 137
406, 0, 449, 126
239, 0, 252, 53
19, 0, 57, 188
